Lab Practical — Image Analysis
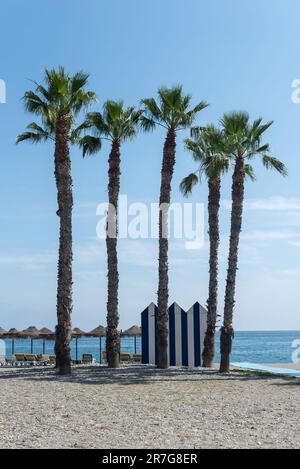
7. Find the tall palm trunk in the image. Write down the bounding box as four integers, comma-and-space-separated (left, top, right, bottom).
220, 155, 244, 373
202, 177, 221, 368
54, 113, 73, 376
157, 128, 176, 369
106, 139, 121, 368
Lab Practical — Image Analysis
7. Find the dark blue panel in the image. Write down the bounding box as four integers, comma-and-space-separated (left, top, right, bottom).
169, 304, 176, 366
181, 310, 188, 366
141, 306, 149, 364
193, 303, 201, 366
154, 305, 158, 366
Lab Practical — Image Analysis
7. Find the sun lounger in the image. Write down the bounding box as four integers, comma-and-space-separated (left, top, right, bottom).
24, 354, 39, 365
120, 352, 131, 363
82, 354, 93, 364
14, 354, 26, 364
132, 353, 141, 362
38, 354, 51, 365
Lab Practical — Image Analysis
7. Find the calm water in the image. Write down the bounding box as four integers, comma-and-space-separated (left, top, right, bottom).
2, 331, 300, 363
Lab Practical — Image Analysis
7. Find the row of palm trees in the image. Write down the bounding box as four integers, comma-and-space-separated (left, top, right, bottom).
181, 118, 287, 371
16, 67, 287, 375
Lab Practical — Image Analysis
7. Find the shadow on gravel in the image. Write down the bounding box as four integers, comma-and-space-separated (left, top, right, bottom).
270, 380, 300, 387
0, 365, 282, 386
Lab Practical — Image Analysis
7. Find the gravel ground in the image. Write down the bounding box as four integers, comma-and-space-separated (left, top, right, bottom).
0, 365, 299, 449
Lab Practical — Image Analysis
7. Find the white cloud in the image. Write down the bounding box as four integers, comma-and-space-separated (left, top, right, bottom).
242, 230, 299, 241
290, 240, 300, 248
0, 251, 56, 270
223, 196, 300, 211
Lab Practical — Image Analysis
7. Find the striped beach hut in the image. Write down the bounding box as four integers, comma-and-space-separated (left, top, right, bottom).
141, 302, 207, 367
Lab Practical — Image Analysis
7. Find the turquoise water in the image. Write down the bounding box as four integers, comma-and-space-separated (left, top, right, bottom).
214, 330, 300, 364
2, 331, 300, 363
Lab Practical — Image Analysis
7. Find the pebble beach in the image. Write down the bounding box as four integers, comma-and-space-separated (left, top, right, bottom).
0, 365, 299, 449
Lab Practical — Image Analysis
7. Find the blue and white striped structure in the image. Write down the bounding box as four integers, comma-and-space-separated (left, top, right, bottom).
141, 302, 207, 367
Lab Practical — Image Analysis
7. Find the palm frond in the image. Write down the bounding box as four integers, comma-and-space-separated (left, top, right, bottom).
16, 121, 52, 144
244, 164, 256, 181
139, 115, 157, 132
82, 101, 141, 144
71, 71, 90, 94
184, 138, 204, 161
262, 155, 288, 176
180, 173, 199, 197
18, 67, 97, 147
79, 135, 102, 157
141, 86, 207, 130
69, 121, 93, 143
140, 98, 162, 122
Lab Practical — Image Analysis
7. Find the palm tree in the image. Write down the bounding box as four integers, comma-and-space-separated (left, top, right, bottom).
141, 86, 208, 369
180, 125, 229, 367
219, 112, 287, 373
79, 101, 142, 368
16, 67, 97, 375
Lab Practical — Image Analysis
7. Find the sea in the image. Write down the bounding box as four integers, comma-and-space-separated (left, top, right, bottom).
2, 330, 300, 364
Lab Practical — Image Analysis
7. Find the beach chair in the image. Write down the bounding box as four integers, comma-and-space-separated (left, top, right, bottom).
132, 353, 141, 363
24, 354, 39, 365
14, 354, 26, 365
39, 354, 51, 365
120, 352, 131, 363
82, 354, 93, 364
49, 355, 56, 364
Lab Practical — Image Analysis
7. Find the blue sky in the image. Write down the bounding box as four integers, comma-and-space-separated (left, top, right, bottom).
0, 0, 300, 331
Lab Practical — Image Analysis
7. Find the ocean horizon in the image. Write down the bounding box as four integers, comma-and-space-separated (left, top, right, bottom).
2, 330, 300, 364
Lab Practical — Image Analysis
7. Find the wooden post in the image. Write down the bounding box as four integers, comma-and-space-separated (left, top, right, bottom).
99, 336, 102, 364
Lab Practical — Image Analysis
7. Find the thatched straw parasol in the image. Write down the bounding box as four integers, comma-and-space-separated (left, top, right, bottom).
88, 325, 106, 364
7, 328, 19, 337
72, 327, 87, 337
5, 328, 20, 355
121, 325, 141, 337
20, 326, 40, 338
39, 327, 55, 354
39, 327, 54, 338
72, 328, 87, 361
0, 327, 7, 338
88, 325, 106, 337
121, 325, 141, 354
20, 326, 40, 353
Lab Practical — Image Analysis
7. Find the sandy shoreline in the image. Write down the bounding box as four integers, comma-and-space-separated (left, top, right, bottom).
0, 365, 299, 449
262, 363, 300, 370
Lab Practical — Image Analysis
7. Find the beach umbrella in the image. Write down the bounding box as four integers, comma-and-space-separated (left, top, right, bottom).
121, 325, 141, 354
88, 325, 106, 364
6, 328, 20, 355
72, 328, 87, 361
39, 327, 55, 354
0, 327, 7, 338
20, 326, 40, 353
